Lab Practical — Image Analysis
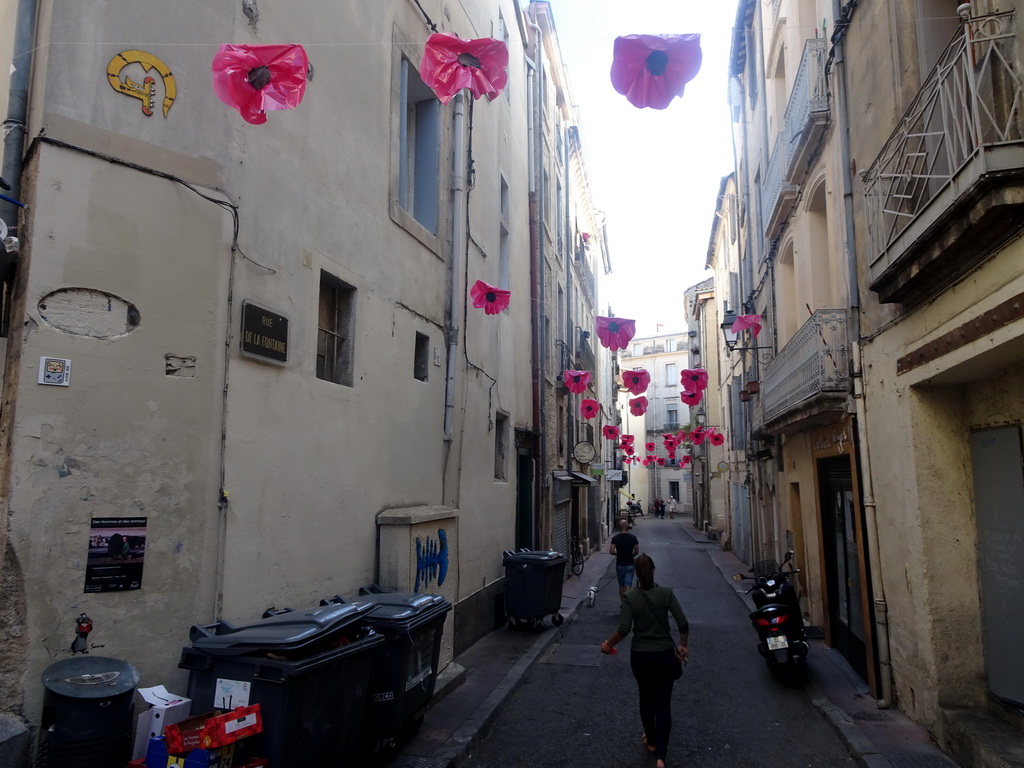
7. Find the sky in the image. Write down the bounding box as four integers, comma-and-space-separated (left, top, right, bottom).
544, 0, 737, 337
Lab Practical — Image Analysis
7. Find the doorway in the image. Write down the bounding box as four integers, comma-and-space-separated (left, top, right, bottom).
818, 456, 868, 680
970, 426, 1024, 707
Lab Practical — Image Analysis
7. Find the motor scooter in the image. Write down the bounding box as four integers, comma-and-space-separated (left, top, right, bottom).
733, 550, 809, 684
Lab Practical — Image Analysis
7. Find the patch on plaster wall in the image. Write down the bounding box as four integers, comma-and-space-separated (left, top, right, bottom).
37, 289, 140, 339
165, 354, 196, 377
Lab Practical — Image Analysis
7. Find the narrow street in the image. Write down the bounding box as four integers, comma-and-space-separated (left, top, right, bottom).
460, 517, 858, 768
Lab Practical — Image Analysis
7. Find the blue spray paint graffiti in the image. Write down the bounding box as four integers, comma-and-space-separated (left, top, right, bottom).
415, 529, 448, 593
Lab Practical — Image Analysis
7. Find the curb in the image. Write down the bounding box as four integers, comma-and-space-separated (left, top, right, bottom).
812, 697, 891, 768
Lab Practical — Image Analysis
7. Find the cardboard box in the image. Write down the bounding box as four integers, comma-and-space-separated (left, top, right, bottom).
145, 737, 239, 768
133, 686, 193, 760
164, 705, 262, 753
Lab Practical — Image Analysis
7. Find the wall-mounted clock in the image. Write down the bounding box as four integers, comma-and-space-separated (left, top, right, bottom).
572, 440, 597, 464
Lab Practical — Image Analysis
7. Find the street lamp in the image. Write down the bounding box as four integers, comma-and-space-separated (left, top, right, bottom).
720, 310, 773, 359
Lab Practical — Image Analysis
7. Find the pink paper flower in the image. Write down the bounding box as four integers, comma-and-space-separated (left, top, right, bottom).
580, 399, 600, 420
677, 430, 689, 442
629, 396, 649, 416
602, 425, 621, 440
420, 33, 509, 105
470, 280, 510, 315
691, 430, 706, 445
733, 314, 763, 339
667, 450, 677, 459
610, 34, 703, 110
595, 316, 637, 352
563, 369, 591, 394
623, 445, 635, 456
680, 455, 692, 468
622, 368, 651, 396
645, 442, 656, 453
709, 431, 725, 446
657, 457, 666, 466
620, 434, 634, 443
681, 390, 703, 407
680, 368, 709, 392
212, 44, 309, 125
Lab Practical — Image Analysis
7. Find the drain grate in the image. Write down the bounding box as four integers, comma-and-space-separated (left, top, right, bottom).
540, 643, 603, 667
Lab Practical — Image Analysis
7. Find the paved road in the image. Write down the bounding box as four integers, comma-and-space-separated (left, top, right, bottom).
460, 518, 858, 768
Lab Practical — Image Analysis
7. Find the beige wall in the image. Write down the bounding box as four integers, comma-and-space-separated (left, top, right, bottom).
1, 0, 541, 723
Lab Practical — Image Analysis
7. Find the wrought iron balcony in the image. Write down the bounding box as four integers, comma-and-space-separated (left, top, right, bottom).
761, 310, 849, 428
863, 12, 1024, 305
761, 38, 829, 239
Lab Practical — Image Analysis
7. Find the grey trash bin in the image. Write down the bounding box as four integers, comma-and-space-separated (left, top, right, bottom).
502, 549, 567, 629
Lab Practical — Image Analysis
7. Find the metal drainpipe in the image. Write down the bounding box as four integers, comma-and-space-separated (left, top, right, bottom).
831, 0, 892, 708
443, 94, 467, 453
526, 11, 546, 546
1, 0, 38, 277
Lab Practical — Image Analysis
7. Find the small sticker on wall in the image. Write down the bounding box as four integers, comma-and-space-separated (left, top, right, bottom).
38, 357, 71, 386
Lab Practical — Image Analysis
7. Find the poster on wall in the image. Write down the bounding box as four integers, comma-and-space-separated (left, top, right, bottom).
84, 517, 147, 593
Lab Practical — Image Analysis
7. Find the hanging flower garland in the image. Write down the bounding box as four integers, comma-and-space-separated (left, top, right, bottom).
629, 396, 649, 416
212, 44, 310, 125
563, 369, 591, 394
681, 390, 703, 407
420, 33, 509, 105
622, 368, 651, 396
580, 399, 600, 420
610, 33, 703, 110
732, 314, 763, 339
595, 316, 637, 352
470, 279, 511, 315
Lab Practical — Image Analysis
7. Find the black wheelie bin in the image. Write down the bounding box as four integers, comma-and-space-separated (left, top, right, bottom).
502, 549, 567, 629
324, 591, 451, 751
178, 602, 384, 768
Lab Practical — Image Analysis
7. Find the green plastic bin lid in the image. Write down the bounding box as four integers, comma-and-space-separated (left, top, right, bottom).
502, 548, 566, 565
188, 602, 376, 655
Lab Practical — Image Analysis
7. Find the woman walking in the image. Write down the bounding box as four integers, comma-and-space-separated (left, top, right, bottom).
600, 554, 689, 768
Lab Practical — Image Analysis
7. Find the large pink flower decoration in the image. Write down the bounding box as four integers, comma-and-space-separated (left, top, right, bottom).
470, 280, 510, 315
733, 314, 763, 339
563, 369, 591, 394
677, 430, 689, 443
619, 434, 635, 445
580, 399, 600, 420
212, 44, 309, 125
420, 33, 509, 105
680, 368, 709, 392
622, 369, 651, 396
595, 316, 637, 352
691, 429, 706, 445
657, 457, 667, 466
645, 442, 656, 453
622, 445, 636, 456
681, 390, 703, 407
629, 396, 649, 416
610, 34, 703, 110
680, 455, 692, 468
709, 431, 725, 446
603, 425, 621, 440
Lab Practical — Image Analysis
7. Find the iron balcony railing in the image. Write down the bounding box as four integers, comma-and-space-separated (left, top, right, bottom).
762, 309, 849, 423
863, 12, 1024, 270
761, 38, 829, 235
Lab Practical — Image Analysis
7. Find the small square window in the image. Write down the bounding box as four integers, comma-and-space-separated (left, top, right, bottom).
414, 332, 429, 382
494, 412, 509, 481
317, 271, 355, 387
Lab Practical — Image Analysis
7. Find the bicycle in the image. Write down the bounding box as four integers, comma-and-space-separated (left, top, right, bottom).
569, 536, 585, 576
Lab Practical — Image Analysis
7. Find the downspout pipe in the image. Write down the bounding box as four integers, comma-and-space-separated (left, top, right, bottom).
526, 10, 546, 546
0, 0, 38, 279
443, 94, 467, 451
831, 0, 891, 709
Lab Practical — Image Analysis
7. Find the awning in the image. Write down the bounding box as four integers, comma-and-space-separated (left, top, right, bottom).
552, 471, 597, 487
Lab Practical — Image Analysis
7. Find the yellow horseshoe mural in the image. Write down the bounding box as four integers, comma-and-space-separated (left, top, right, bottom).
106, 50, 176, 117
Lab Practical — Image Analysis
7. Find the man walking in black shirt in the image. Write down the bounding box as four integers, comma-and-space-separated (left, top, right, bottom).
609, 517, 640, 598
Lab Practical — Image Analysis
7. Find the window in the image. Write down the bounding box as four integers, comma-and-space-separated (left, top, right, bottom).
665, 338, 677, 352
500, 176, 510, 289
414, 332, 429, 381
399, 58, 440, 234
665, 363, 677, 386
494, 412, 509, 481
666, 406, 678, 429
632, 343, 642, 356
317, 271, 355, 386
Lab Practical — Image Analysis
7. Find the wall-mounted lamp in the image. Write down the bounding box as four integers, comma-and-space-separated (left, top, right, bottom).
720, 310, 773, 360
